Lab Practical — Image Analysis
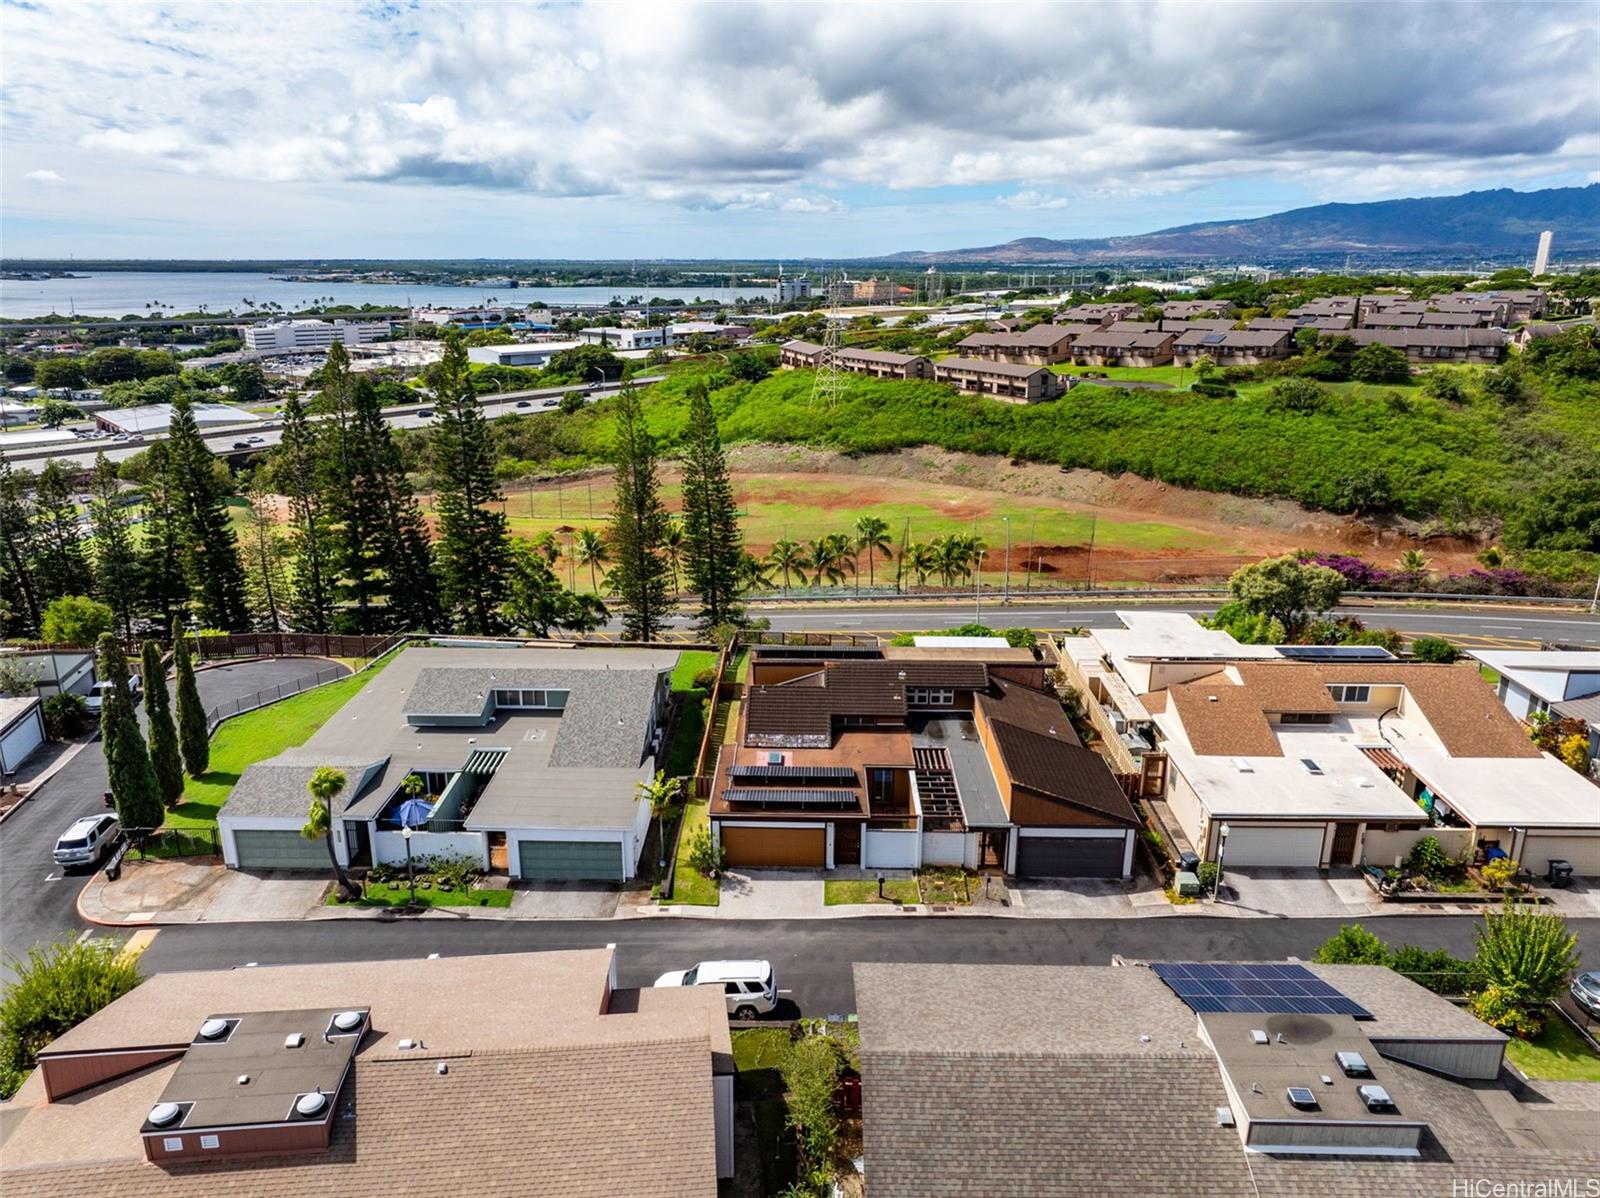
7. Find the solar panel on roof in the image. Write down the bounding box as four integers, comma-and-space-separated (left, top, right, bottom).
722, 788, 860, 808
1202, 333, 1225, 343
728, 764, 858, 782
1149, 963, 1373, 1019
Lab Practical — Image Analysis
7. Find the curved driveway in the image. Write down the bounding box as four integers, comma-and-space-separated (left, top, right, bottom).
0, 657, 349, 967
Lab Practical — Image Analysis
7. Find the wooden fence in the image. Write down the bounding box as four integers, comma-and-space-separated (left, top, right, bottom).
191, 632, 404, 661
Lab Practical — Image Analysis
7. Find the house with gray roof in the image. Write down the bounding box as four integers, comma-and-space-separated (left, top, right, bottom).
216, 646, 677, 881
1172, 327, 1292, 365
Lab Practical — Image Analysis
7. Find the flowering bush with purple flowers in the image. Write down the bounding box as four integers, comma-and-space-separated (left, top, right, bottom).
1298, 553, 1397, 590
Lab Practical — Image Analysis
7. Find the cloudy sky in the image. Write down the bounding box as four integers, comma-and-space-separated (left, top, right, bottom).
2, 0, 1596, 259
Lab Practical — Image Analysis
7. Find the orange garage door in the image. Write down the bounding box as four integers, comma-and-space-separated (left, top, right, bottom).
719, 825, 826, 868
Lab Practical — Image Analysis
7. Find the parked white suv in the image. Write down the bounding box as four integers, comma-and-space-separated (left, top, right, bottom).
653, 959, 777, 1020
54, 813, 121, 870
85, 675, 141, 714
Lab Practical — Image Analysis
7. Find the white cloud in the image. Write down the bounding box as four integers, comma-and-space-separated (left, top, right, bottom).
0, 0, 1594, 250
24, 169, 64, 183
997, 189, 1068, 210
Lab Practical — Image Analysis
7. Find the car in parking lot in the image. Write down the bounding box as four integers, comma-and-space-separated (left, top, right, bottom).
84, 674, 141, 714
653, 959, 777, 1020
1572, 971, 1600, 1019
53, 813, 121, 870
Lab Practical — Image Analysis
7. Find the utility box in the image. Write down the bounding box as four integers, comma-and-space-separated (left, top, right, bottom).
1175, 870, 1201, 897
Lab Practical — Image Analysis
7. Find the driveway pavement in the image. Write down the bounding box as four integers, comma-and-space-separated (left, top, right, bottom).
1220, 868, 1370, 919
511, 881, 621, 920
718, 869, 825, 919
1010, 869, 1171, 918
0, 656, 350, 965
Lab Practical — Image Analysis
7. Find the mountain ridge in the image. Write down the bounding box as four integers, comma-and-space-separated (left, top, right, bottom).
882, 184, 1600, 263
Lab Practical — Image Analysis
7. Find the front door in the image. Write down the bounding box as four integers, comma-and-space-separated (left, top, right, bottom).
1330, 822, 1360, 866
487, 831, 508, 873
834, 821, 861, 867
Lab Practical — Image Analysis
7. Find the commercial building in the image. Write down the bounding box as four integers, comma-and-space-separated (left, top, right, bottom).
216, 646, 677, 881
772, 274, 812, 304
578, 326, 670, 350
934, 357, 1068, 403
855, 959, 1598, 1197
242, 319, 388, 355
95, 403, 261, 436
0, 947, 734, 1196
466, 340, 583, 368
709, 644, 1138, 878
1534, 229, 1554, 276
851, 278, 899, 303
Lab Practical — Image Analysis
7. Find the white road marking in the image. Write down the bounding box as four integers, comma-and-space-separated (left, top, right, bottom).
75, 928, 95, 944
43, 872, 61, 882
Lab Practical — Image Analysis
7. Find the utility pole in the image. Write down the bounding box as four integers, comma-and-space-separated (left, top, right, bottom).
1085, 513, 1098, 591
1025, 511, 1037, 592
974, 549, 985, 624
1002, 515, 1011, 602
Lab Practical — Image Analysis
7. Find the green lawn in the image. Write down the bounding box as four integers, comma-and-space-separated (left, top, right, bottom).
329, 881, 514, 909
671, 649, 720, 691
824, 877, 920, 905
670, 799, 720, 906
1505, 1017, 1600, 1081
164, 652, 399, 832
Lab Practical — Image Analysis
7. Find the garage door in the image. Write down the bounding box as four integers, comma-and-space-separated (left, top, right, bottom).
517, 839, 624, 881
1, 707, 44, 774
720, 825, 826, 868
1522, 835, 1600, 878
1015, 834, 1126, 879
231, 828, 330, 871
1220, 825, 1325, 868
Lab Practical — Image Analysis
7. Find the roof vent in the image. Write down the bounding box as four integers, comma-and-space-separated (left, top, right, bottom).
236, 1074, 250, 1086
1336, 1050, 1372, 1077
1216, 1106, 1235, 1127
1207, 695, 1219, 703
1250, 1029, 1269, 1045
1300, 758, 1324, 776
436, 1061, 448, 1075
1286, 1086, 1319, 1109
398, 1038, 415, 1050
148, 1102, 183, 1127
1321, 1075, 1334, 1086
294, 1090, 329, 1118
199, 1018, 230, 1041
330, 1010, 363, 1034
1358, 1084, 1397, 1113
284, 1032, 304, 1049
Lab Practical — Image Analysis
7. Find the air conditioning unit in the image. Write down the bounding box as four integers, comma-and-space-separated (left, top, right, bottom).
1107, 709, 1127, 734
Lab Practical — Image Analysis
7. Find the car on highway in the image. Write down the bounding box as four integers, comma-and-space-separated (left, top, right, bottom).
111, 433, 129, 442
1573, 970, 1600, 1019
84, 674, 141, 714
417, 408, 434, 418
247, 435, 265, 444
515, 400, 531, 408
53, 813, 121, 871
653, 959, 777, 1020
232, 440, 252, 450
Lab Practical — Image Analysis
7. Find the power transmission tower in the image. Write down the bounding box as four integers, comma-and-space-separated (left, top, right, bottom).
811, 270, 850, 409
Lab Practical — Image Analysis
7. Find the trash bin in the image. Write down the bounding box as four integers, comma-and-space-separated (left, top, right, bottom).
1177, 850, 1201, 874
1547, 859, 1574, 889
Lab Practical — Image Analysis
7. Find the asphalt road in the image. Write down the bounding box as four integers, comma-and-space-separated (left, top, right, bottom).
131, 914, 1600, 1016
0, 657, 347, 967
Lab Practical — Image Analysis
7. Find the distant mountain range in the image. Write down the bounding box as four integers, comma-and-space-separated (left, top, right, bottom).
882, 184, 1600, 264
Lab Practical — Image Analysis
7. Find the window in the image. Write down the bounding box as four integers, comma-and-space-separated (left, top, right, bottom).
1279, 712, 1331, 725
906, 687, 955, 707
725, 982, 741, 995
1327, 685, 1370, 703
493, 688, 551, 709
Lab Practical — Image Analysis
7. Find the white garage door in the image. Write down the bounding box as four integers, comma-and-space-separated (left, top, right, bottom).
1522, 835, 1600, 878
1, 707, 44, 774
1221, 825, 1325, 868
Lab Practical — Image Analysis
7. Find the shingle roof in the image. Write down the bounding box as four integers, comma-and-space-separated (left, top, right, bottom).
1072, 329, 1174, 351
743, 660, 989, 742
1314, 662, 1538, 758
976, 679, 1138, 824
221, 753, 389, 819
1174, 328, 1291, 350
781, 339, 824, 356
935, 356, 1053, 379
837, 347, 928, 368
1346, 327, 1506, 350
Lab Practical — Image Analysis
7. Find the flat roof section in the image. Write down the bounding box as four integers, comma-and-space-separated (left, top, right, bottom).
911, 716, 1010, 828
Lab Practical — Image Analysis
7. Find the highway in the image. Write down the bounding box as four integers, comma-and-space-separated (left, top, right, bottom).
5, 376, 662, 471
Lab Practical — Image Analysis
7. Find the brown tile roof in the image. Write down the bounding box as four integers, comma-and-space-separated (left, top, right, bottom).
934, 356, 1053, 379
1072, 329, 1174, 352
1162, 676, 1284, 756
1315, 662, 1539, 758
977, 679, 1138, 824
742, 660, 988, 741
1173, 328, 1291, 350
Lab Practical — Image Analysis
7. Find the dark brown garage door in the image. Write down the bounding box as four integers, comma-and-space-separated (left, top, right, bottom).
1015, 834, 1125, 879
720, 825, 826, 868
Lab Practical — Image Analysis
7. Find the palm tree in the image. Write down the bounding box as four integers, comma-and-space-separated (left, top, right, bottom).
901, 541, 936, 588
636, 770, 679, 874
826, 533, 857, 590
662, 516, 685, 596
805, 537, 846, 588
738, 551, 774, 593
530, 530, 561, 566
573, 527, 610, 594
302, 765, 352, 899
854, 515, 892, 590
767, 539, 803, 591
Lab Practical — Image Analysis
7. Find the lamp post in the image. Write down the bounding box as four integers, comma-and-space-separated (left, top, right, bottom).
1214, 822, 1230, 903
973, 549, 985, 623
401, 825, 417, 907
189, 616, 204, 665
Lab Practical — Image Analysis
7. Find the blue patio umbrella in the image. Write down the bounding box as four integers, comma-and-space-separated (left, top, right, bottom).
396, 798, 434, 829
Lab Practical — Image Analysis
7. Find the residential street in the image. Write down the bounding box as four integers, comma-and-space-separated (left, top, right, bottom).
0, 657, 348, 971
131, 914, 1600, 1017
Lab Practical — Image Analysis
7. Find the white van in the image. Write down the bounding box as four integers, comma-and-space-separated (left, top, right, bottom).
653, 959, 777, 1020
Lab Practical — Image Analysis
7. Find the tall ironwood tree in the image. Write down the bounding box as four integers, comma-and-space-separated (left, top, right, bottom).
137, 441, 189, 634
141, 639, 185, 807
31, 460, 93, 604
679, 380, 744, 629
88, 454, 140, 639
351, 376, 440, 631
278, 394, 336, 633
167, 395, 249, 630
0, 450, 42, 638
429, 333, 510, 633
607, 384, 672, 642
98, 633, 163, 836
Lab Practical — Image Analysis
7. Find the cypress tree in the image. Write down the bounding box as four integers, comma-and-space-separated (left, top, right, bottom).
608, 384, 672, 642
0, 450, 42, 638
32, 460, 93, 603
98, 634, 163, 836
141, 639, 185, 807
679, 380, 745, 629
352, 377, 440, 632
88, 453, 139, 640
172, 618, 210, 777
168, 394, 249, 630
279, 394, 336, 633
138, 442, 189, 634
430, 333, 510, 633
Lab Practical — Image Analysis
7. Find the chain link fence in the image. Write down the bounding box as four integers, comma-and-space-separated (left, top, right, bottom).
203, 663, 351, 731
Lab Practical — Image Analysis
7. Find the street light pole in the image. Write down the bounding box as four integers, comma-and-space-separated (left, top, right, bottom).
1002, 516, 1011, 603
974, 549, 985, 623
401, 825, 417, 907
1214, 822, 1230, 903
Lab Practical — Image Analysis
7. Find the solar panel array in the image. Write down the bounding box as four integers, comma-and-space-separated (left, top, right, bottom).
1149, 963, 1373, 1019
728, 764, 858, 782
722, 788, 860, 808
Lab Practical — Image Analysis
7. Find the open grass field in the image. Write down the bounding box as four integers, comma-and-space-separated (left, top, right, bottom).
164, 652, 398, 832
